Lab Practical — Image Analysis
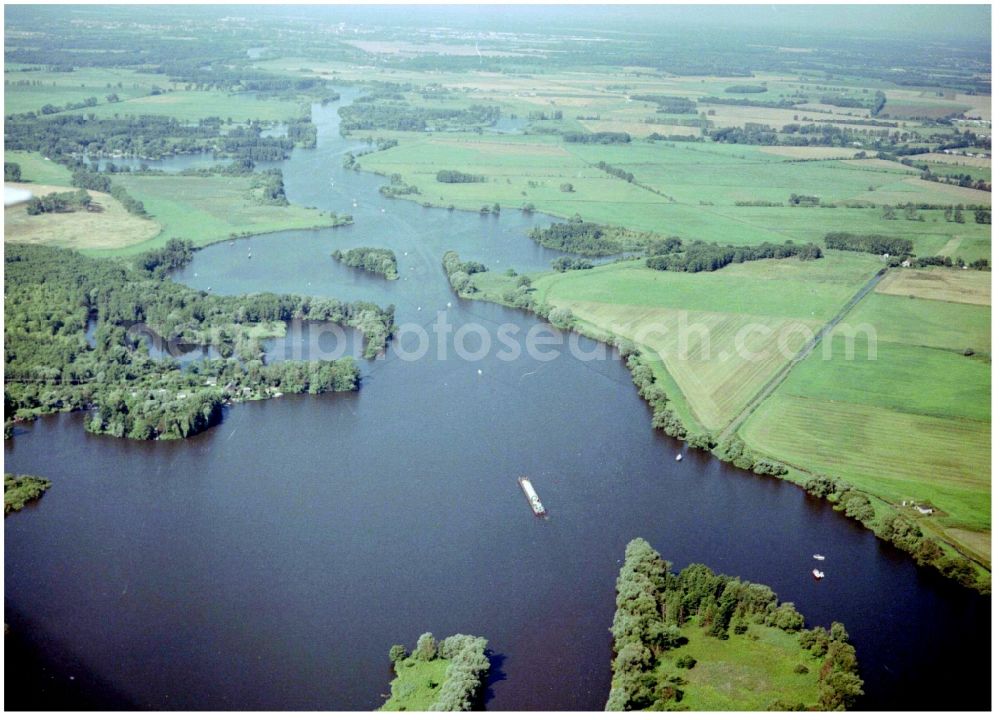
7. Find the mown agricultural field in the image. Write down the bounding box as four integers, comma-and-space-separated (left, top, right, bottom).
876, 266, 991, 305
741, 277, 991, 564
481, 252, 884, 434
5, 182, 160, 250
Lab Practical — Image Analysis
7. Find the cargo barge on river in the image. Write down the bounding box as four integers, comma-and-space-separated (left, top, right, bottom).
518, 476, 546, 517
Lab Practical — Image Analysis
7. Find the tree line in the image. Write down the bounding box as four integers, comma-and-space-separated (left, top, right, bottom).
824, 232, 913, 256
26, 189, 92, 215
70, 167, 148, 216
631, 94, 697, 114
436, 169, 486, 183
562, 131, 631, 144
646, 239, 822, 273
595, 160, 635, 183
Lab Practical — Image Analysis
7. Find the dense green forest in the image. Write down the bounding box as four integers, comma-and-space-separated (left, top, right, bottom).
381, 633, 490, 711
606, 539, 864, 711
4, 244, 395, 440
331, 247, 399, 280
4, 473, 52, 515
4, 113, 306, 162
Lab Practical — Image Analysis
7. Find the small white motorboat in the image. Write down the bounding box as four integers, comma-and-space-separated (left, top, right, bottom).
812, 569, 825, 580
813, 554, 826, 561
675, 453, 683, 462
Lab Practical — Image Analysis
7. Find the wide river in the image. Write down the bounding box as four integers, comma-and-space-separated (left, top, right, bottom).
4, 87, 990, 710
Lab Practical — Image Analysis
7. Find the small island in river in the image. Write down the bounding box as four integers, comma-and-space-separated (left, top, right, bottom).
332, 246, 399, 280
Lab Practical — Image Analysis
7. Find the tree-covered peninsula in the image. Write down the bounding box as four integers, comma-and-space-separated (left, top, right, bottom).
607, 539, 863, 711
4, 474, 52, 515
380, 633, 490, 711
4, 244, 395, 440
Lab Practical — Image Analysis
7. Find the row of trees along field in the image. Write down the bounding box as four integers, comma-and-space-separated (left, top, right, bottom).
384, 633, 490, 711
646, 239, 823, 272
25, 189, 92, 215
606, 538, 864, 711
4, 244, 394, 440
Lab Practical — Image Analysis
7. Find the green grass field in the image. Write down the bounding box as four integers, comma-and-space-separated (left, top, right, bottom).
479, 253, 882, 432
361, 135, 990, 256
741, 286, 991, 555
100, 173, 332, 256
657, 622, 824, 711
378, 657, 450, 711
70, 89, 308, 122
531, 253, 882, 320
3, 152, 332, 255
4, 151, 73, 185
4, 66, 183, 116
849, 291, 990, 351
5, 65, 307, 122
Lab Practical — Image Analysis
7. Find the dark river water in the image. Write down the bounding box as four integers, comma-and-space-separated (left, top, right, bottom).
5, 87, 990, 711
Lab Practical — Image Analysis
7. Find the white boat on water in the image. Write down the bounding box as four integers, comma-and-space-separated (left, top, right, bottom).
675, 453, 683, 461
518, 476, 546, 517
812, 569, 825, 580
813, 554, 826, 561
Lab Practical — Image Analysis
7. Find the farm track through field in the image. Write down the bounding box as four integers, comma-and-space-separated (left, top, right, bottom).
718, 267, 888, 441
